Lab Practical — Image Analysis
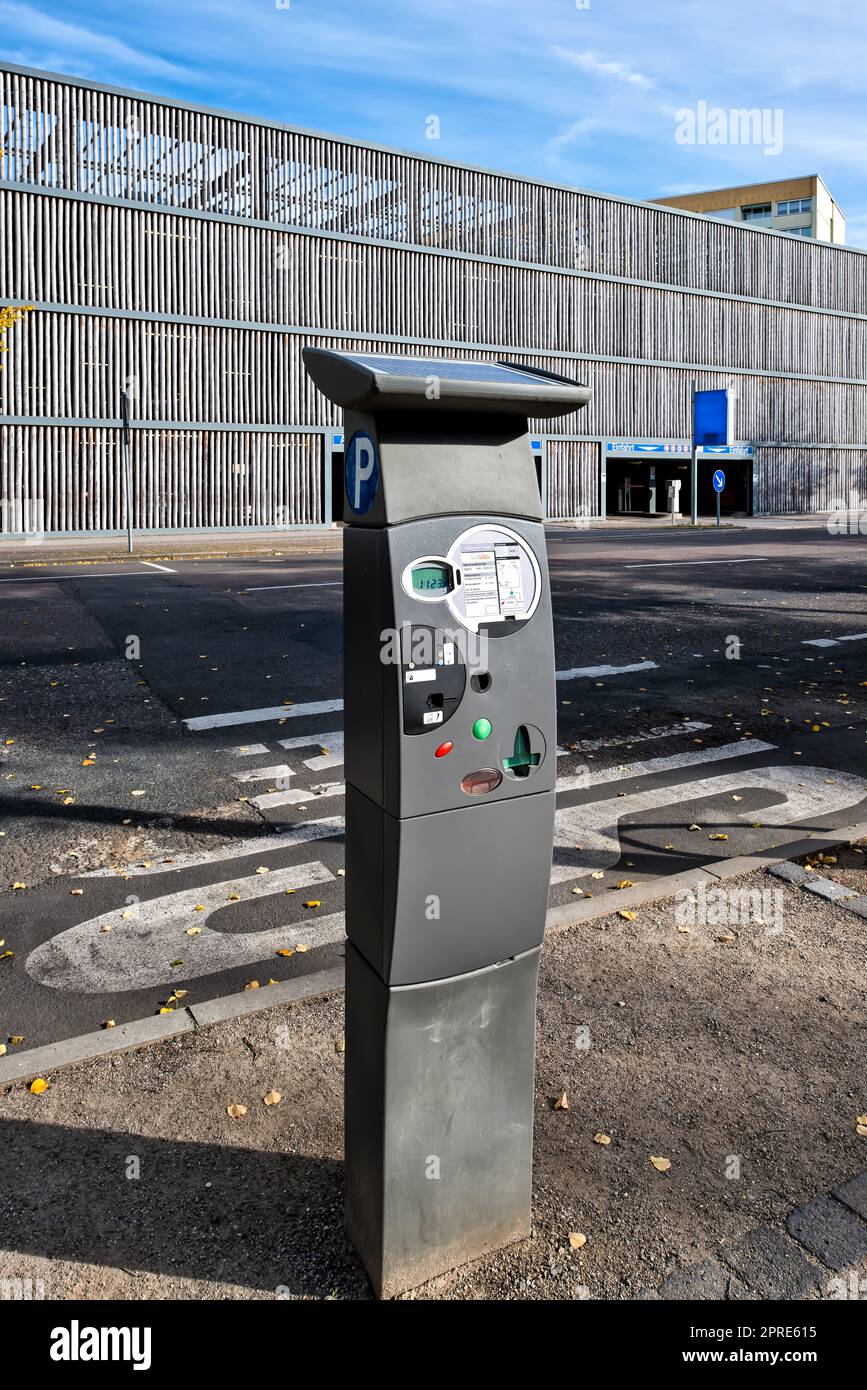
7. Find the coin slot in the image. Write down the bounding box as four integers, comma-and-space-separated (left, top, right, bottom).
470, 672, 492, 693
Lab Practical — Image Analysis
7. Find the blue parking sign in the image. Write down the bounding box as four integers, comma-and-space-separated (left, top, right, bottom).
345, 431, 380, 514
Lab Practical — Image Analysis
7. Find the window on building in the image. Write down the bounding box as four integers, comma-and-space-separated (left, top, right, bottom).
783, 224, 813, 237
741, 203, 772, 221
776, 197, 812, 215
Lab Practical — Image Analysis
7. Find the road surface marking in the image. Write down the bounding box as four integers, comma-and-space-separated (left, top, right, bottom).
802, 632, 867, 648
557, 720, 711, 755
184, 698, 344, 731
551, 763, 867, 881
242, 582, 342, 591
251, 781, 345, 811
222, 743, 269, 756
234, 763, 295, 784
82, 818, 346, 876
27, 862, 339, 993
624, 557, 771, 570
187, 660, 667, 727
141, 560, 177, 573
277, 730, 345, 771
556, 660, 658, 680
30, 760, 866, 993
556, 739, 775, 792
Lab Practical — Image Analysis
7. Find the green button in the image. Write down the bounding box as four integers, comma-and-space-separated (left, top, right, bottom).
472, 717, 493, 741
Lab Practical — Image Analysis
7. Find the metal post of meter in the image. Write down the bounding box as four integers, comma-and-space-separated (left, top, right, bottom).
120, 390, 133, 554
303, 347, 590, 1298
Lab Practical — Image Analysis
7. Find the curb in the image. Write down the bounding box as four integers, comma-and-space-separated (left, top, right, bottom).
3, 820, 866, 1087
0, 966, 344, 1088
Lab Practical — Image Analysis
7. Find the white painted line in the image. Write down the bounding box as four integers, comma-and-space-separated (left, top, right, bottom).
555, 739, 775, 792
551, 763, 867, 883
234, 763, 295, 785
802, 632, 867, 649
556, 660, 658, 680
222, 743, 270, 756
624, 557, 771, 570
141, 560, 177, 573
251, 781, 345, 811
276, 730, 345, 769
243, 581, 342, 591
184, 698, 343, 731
556, 720, 711, 755
27, 861, 339, 993
83, 819, 345, 877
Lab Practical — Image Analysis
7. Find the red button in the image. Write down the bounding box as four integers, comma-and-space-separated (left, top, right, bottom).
434, 740, 453, 758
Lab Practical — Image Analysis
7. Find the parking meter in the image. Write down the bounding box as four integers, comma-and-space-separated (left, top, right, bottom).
303, 348, 590, 1297
667, 478, 682, 518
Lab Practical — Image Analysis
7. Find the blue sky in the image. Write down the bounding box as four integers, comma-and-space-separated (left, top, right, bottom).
2, 0, 866, 245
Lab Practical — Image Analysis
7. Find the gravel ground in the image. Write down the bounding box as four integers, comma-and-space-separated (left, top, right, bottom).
1, 865, 865, 1301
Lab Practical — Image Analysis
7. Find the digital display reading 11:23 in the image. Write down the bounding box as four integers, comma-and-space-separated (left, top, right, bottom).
411, 563, 453, 594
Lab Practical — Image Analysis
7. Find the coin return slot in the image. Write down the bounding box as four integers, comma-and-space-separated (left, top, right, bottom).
471, 672, 492, 693
460, 768, 502, 796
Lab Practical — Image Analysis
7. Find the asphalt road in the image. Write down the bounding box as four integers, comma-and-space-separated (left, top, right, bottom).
1, 521, 866, 1053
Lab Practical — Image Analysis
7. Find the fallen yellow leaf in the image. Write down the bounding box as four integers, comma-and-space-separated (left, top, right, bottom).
263, 1090, 282, 1106
103, 1020, 116, 1029
616, 880, 634, 890
244, 980, 260, 990
12, 882, 27, 891
650, 1156, 672, 1172
227, 1103, 247, 1119
554, 1091, 570, 1111
29, 1078, 49, 1095
618, 909, 637, 921
186, 926, 202, 936
594, 1133, 611, 1145
568, 1232, 587, 1249
304, 900, 321, 909
276, 948, 294, 957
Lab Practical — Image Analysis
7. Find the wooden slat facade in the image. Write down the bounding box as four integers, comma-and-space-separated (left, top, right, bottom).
1, 63, 865, 532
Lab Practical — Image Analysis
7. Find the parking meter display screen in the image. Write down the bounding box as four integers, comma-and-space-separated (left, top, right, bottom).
410, 562, 453, 595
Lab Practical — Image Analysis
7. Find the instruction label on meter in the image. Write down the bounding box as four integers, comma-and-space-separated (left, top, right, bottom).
461, 544, 525, 618
494, 544, 524, 614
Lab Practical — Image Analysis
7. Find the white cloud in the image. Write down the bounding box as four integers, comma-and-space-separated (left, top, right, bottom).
552, 46, 654, 90
0, 1, 198, 82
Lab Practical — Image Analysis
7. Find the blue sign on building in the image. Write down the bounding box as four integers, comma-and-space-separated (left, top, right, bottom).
693, 389, 731, 446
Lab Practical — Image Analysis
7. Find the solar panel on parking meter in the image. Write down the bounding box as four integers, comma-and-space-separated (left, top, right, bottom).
303, 347, 591, 1297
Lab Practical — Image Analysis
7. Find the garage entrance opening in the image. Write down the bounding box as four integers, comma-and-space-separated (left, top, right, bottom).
605, 454, 753, 518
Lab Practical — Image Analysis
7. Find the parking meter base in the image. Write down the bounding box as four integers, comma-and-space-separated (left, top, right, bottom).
344, 940, 540, 1299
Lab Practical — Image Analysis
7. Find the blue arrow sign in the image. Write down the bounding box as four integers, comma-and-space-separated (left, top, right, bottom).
712, 469, 726, 494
